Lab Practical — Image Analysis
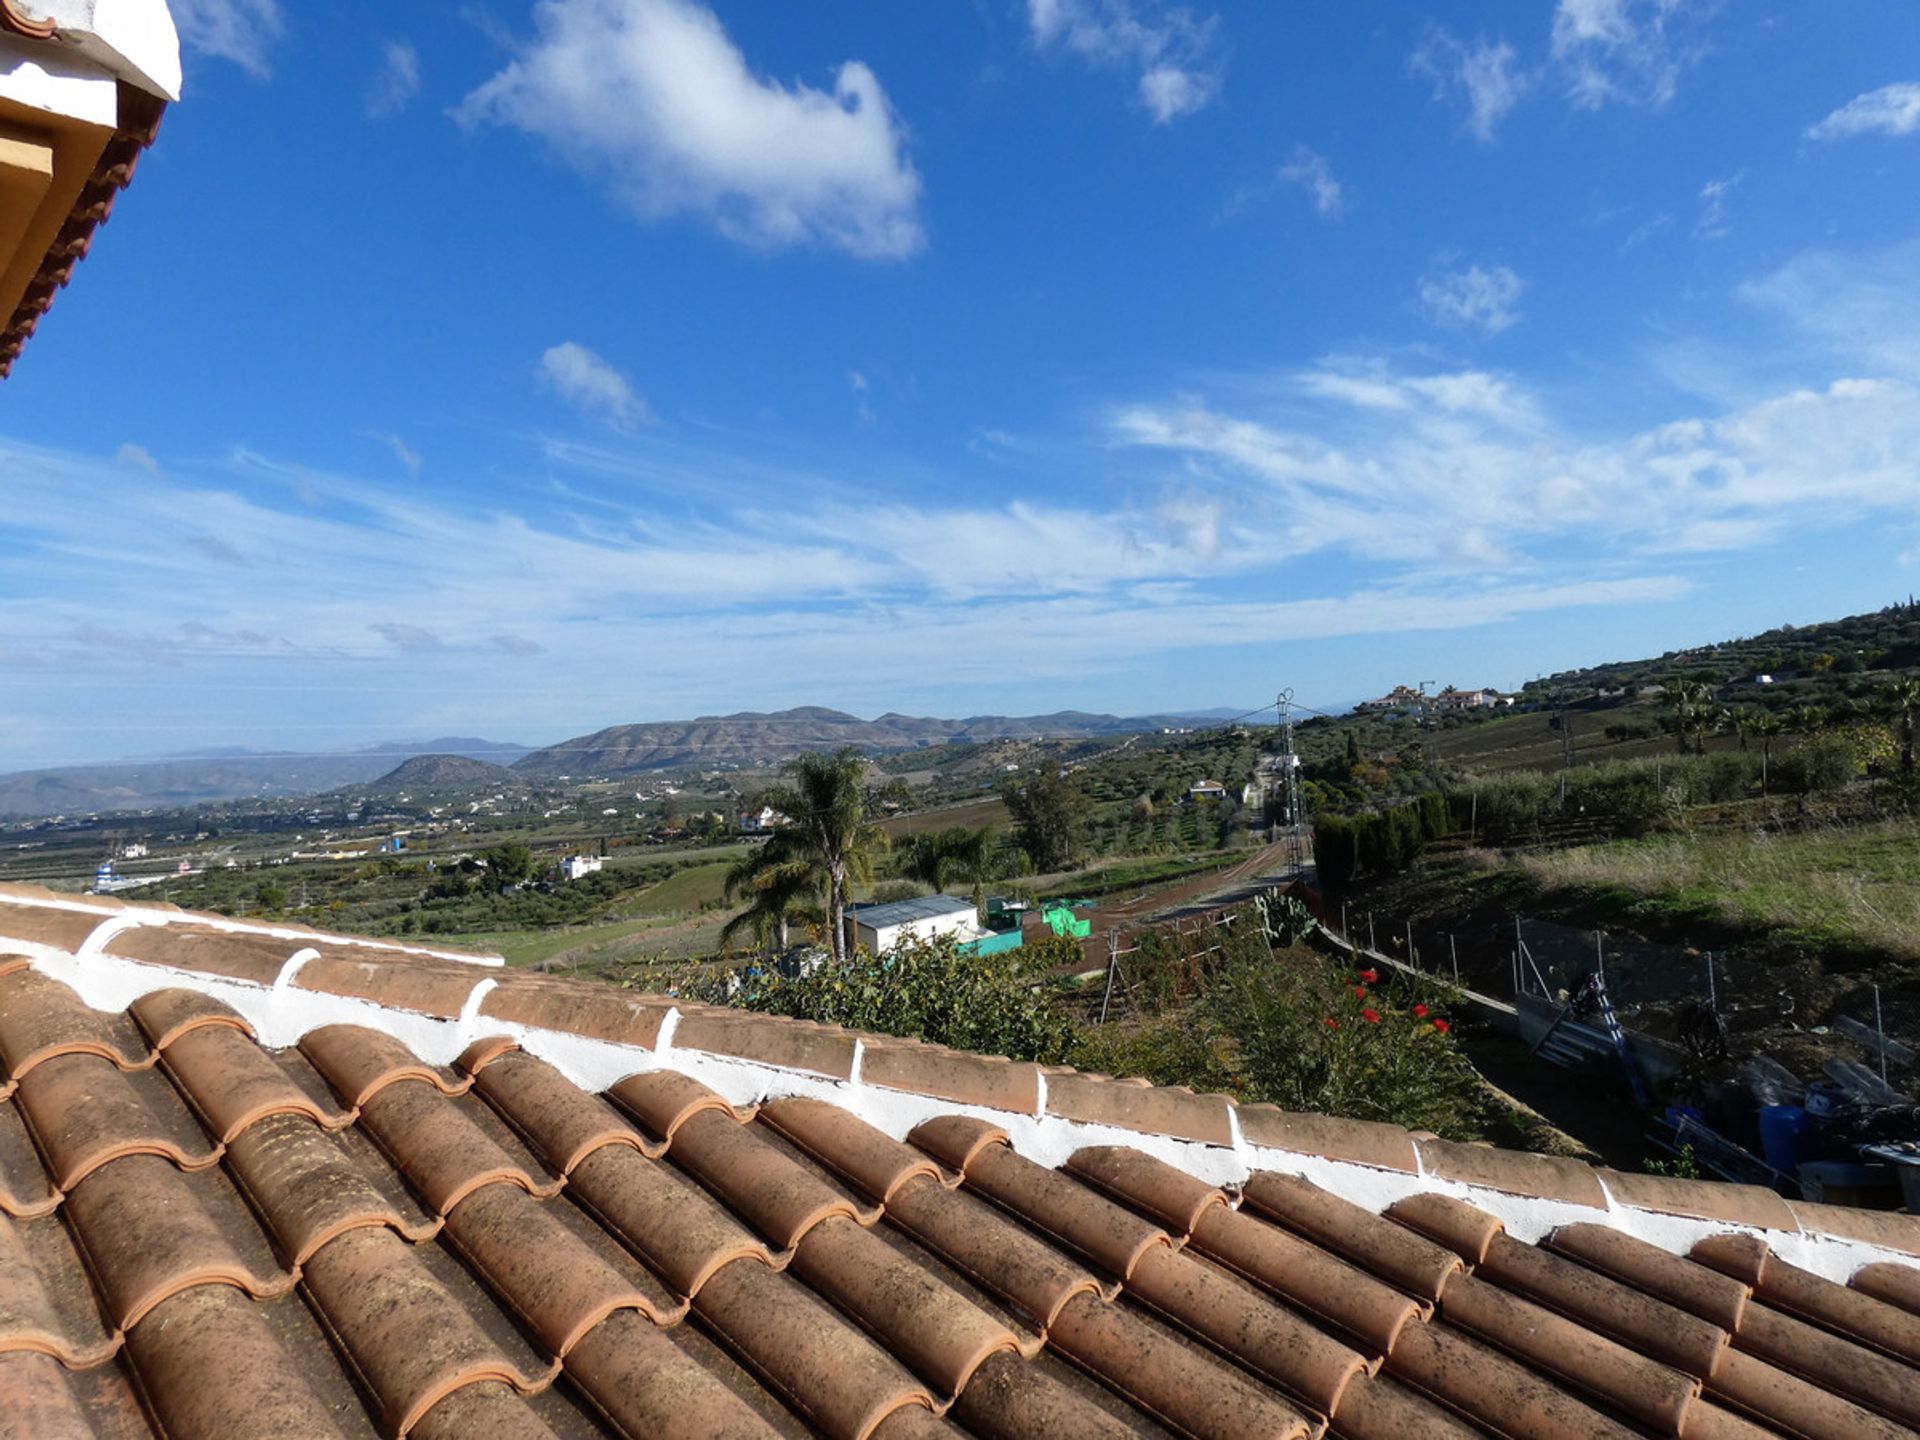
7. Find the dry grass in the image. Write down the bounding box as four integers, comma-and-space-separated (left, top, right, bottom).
1517, 818, 1920, 961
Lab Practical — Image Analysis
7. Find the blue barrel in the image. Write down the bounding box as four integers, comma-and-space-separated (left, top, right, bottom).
1758, 1106, 1807, 1175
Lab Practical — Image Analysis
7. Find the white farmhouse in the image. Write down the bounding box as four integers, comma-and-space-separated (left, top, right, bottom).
845, 894, 979, 955
558, 854, 603, 882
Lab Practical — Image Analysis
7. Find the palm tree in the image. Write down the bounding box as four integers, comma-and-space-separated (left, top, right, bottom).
1883, 676, 1920, 774
757, 747, 886, 963
1664, 679, 1714, 756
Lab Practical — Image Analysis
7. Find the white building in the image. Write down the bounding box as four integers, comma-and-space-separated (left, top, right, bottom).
558, 854, 603, 882
1188, 779, 1228, 800
740, 806, 790, 834
846, 894, 979, 955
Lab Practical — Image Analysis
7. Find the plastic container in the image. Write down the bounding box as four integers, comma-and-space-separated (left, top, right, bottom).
1757, 1105, 1807, 1176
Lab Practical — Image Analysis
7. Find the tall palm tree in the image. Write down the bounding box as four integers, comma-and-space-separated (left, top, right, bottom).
757, 747, 887, 963
1883, 676, 1920, 774
1664, 679, 1714, 756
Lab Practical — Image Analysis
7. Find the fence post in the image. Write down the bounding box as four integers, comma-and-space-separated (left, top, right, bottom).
1875, 984, 1888, 1085
1368, 912, 1376, 953
1098, 931, 1121, 1026
1704, 951, 1717, 1014
1449, 933, 1460, 985
1406, 918, 1416, 968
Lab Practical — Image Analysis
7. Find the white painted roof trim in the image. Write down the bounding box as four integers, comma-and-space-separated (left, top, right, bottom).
12, 932, 1919, 1289
13, 0, 181, 101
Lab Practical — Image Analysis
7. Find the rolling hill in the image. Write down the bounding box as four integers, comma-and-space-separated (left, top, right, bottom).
368, 754, 518, 790
511, 707, 1222, 777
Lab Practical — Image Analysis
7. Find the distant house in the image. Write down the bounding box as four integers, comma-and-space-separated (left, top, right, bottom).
1188, 779, 1228, 800
739, 806, 790, 834
1356, 684, 1424, 713
558, 854, 602, 882
846, 894, 979, 955
1432, 687, 1505, 712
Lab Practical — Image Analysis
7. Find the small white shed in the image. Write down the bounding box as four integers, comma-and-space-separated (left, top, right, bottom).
846, 895, 979, 955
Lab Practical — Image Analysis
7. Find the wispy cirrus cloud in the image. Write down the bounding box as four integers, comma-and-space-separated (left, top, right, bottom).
1026, 0, 1225, 123
367, 40, 422, 119
1410, 30, 1530, 142
1550, 0, 1713, 111
457, 0, 923, 259
1808, 82, 1920, 141
168, 0, 285, 78
538, 343, 651, 428
1416, 262, 1526, 333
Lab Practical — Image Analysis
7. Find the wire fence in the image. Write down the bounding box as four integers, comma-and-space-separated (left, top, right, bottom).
1326, 900, 1917, 1089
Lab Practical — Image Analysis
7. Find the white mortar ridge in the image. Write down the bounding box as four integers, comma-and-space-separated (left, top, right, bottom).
0, 905, 1914, 1289
0, 886, 503, 967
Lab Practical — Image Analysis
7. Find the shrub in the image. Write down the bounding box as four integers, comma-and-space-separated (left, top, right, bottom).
718, 933, 1078, 1064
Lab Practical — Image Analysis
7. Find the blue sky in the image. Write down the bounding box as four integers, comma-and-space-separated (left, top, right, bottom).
4, 0, 1919, 768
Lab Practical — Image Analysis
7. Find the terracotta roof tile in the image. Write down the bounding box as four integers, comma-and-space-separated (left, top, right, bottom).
1062, 1145, 1225, 1235
291, 953, 485, 1018
471, 1049, 658, 1174
158, 1021, 351, 1142
15, 1052, 220, 1189
1548, 1222, 1751, 1331
0, 901, 106, 953
354, 1079, 562, 1215
665, 1108, 870, 1251
224, 1111, 439, 1265
0, 936, 1908, 1439
479, 978, 672, 1049
300, 1024, 470, 1109
0, 967, 153, 1078
1414, 1134, 1610, 1207
1042, 1071, 1235, 1147
1240, 1171, 1462, 1301
127, 987, 253, 1049
606, 1068, 748, 1142
1784, 1198, 1920, 1257
959, 1140, 1169, 1281
101, 923, 305, 986
673, 1009, 860, 1080
1854, 1260, 1920, 1317
758, 1096, 945, 1204
1046, 1288, 1315, 1439
788, 1212, 1019, 1397
1597, 1166, 1801, 1231
1234, 1102, 1421, 1172
859, 1038, 1042, 1112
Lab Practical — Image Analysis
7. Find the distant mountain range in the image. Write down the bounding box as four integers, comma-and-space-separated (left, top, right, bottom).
509, 707, 1230, 777
0, 708, 1237, 818
0, 738, 530, 818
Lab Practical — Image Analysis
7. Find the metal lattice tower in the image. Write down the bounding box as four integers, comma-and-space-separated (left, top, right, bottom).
1276, 688, 1302, 830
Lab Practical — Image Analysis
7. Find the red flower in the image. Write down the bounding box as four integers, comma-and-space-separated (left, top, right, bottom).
1358, 969, 1379, 984
1432, 1019, 1451, 1035
1352, 985, 1368, 1000
1412, 1003, 1429, 1018
1361, 1008, 1381, 1024
1322, 1017, 1340, 1030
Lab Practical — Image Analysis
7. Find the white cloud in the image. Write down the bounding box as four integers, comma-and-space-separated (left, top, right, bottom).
372, 433, 424, 477
168, 0, 284, 78
1808, 82, 1920, 141
538, 343, 651, 428
1278, 147, 1345, 218
1027, 0, 1224, 123
1738, 239, 1920, 380
1695, 172, 1741, 239
1412, 31, 1530, 142
458, 0, 923, 260
1550, 0, 1710, 110
1416, 263, 1526, 333
367, 40, 422, 119
114, 443, 158, 473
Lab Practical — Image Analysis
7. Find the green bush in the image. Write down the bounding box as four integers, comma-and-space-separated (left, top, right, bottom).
719, 933, 1078, 1064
